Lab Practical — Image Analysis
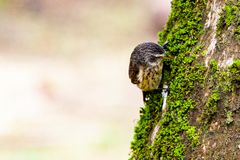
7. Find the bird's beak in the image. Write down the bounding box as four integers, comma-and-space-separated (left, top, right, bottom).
157, 53, 174, 60
156, 54, 165, 59
155, 54, 165, 58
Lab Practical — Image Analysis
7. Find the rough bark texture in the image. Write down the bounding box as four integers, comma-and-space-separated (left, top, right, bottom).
129, 0, 240, 159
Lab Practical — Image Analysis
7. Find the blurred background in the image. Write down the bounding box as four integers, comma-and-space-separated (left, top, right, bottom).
0, 0, 170, 159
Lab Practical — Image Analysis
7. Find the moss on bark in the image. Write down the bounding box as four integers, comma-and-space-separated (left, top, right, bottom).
129, 0, 240, 159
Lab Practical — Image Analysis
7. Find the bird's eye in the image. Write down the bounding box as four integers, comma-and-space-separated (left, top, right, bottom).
149, 56, 157, 63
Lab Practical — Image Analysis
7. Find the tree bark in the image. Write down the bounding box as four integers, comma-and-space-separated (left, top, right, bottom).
130, 0, 240, 159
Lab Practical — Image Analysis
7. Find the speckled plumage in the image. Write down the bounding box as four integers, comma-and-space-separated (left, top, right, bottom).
129, 42, 165, 93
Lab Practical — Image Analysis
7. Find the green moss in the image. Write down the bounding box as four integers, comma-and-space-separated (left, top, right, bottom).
217, 0, 240, 40
129, 0, 240, 158
226, 111, 234, 125
229, 59, 240, 88
200, 90, 220, 126
199, 60, 222, 127
225, 5, 235, 27
130, 0, 207, 159
199, 59, 240, 129
209, 59, 219, 74
234, 27, 240, 40
151, 77, 205, 159
129, 93, 163, 160
130, 0, 240, 157
130, 0, 240, 159
130, 57, 240, 160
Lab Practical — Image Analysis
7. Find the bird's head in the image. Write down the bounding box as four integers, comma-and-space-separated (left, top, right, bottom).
132, 42, 166, 64
134, 42, 165, 56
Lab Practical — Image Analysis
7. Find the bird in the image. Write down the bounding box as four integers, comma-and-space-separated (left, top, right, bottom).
128, 42, 168, 102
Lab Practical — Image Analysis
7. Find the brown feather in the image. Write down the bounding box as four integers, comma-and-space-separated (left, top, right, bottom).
129, 61, 140, 84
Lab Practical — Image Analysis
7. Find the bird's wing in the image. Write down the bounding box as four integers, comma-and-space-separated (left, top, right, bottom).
129, 61, 141, 84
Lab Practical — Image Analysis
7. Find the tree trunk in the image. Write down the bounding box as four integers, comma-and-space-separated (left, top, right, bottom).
129, 0, 240, 159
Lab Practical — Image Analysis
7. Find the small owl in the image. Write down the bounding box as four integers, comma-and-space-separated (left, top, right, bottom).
129, 42, 167, 102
